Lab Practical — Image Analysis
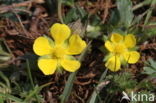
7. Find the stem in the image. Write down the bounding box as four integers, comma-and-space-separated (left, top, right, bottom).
0, 93, 24, 103
88, 69, 108, 103
26, 59, 40, 103
99, 69, 108, 82
143, 0, 156, 30
0, 71, 10, 88
60, 41, 92, 103
0, 38, 13, 57
26, 59, 34, 88
132, 0, 153, 11
58, 0, 64, 23
24, 82, 53, 102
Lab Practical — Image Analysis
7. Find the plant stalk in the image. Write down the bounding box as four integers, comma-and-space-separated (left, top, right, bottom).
58, 0, 64, 23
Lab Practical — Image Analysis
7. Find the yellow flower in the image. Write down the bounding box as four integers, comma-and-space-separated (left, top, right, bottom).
104, 33, 140, 72
33, 23, 87, 75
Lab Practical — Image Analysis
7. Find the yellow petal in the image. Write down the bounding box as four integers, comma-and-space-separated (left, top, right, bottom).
123, 51, 140, 64
67, 34, 86, 55
105, 56, 121, 72
38, 58, 57, 75
105, 41, 114, 52
50, 23, 71, 44
111, 33, 123, 43
60, 59, 80, 72
124, 34, 136, 48
33, 37, 53, 56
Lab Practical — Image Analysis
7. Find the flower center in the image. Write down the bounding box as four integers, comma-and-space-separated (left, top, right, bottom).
52, 46, 66, 59
114, 43, 126, 54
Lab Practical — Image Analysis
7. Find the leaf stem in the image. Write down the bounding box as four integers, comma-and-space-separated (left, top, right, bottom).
132, 0, 153, 11
26, 59, 40, 103
26, 59, 34, 88
58, 0, 64, 23
143, 0, 156, 30
88, 69, 108, 103
24, 82, 52, 102
0, 93, 24, 103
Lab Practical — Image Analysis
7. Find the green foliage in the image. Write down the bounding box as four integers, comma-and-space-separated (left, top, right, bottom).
114, 73, 137, 90
116, 0, 134, 28
143, 22, 156, 38
105, 72, 137, 94
89, 15, 101, 26
0, 58, 52, 103
86, 15, 103, 39
104, 0, 134, 34
143, 0, 156, 27
86, 25, 101, 39
0, 39, 12, 69
88, 69, 108, 103
59, 71, 77, 103
109, 9, 120, 27
62, 0, 75, 7
89, 71, 156, 103
0, 45, 11, 63
143, 58, 156, 77
137, 79, 155, 91
63, 6, 87, 24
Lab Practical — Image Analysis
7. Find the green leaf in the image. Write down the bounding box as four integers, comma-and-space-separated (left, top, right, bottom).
143, 59, 156, 77
64, 7, 87, 24
0, 39, 12, 64
64, 8, 78, 23
117, 0, 134, 28
143, 0, 156, 28
114, 72, 137, 90
0, 93, 24, 103
109, 9, 120, 26
86, 32, 101, 39
0, 71, 10, 88
62, 0, 75, 7
142, 22, 156, 39
24, 82, 52, 102
89, 15, 101, 26
86, 23, 102, 39
143, 67, 156, 74
59, 72, 77, 103
148, 58, 156, 69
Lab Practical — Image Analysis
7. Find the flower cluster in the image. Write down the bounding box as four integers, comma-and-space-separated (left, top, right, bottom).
33, 23, 86, 75
33, 22, 140, 75
104, 33, 140, 72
